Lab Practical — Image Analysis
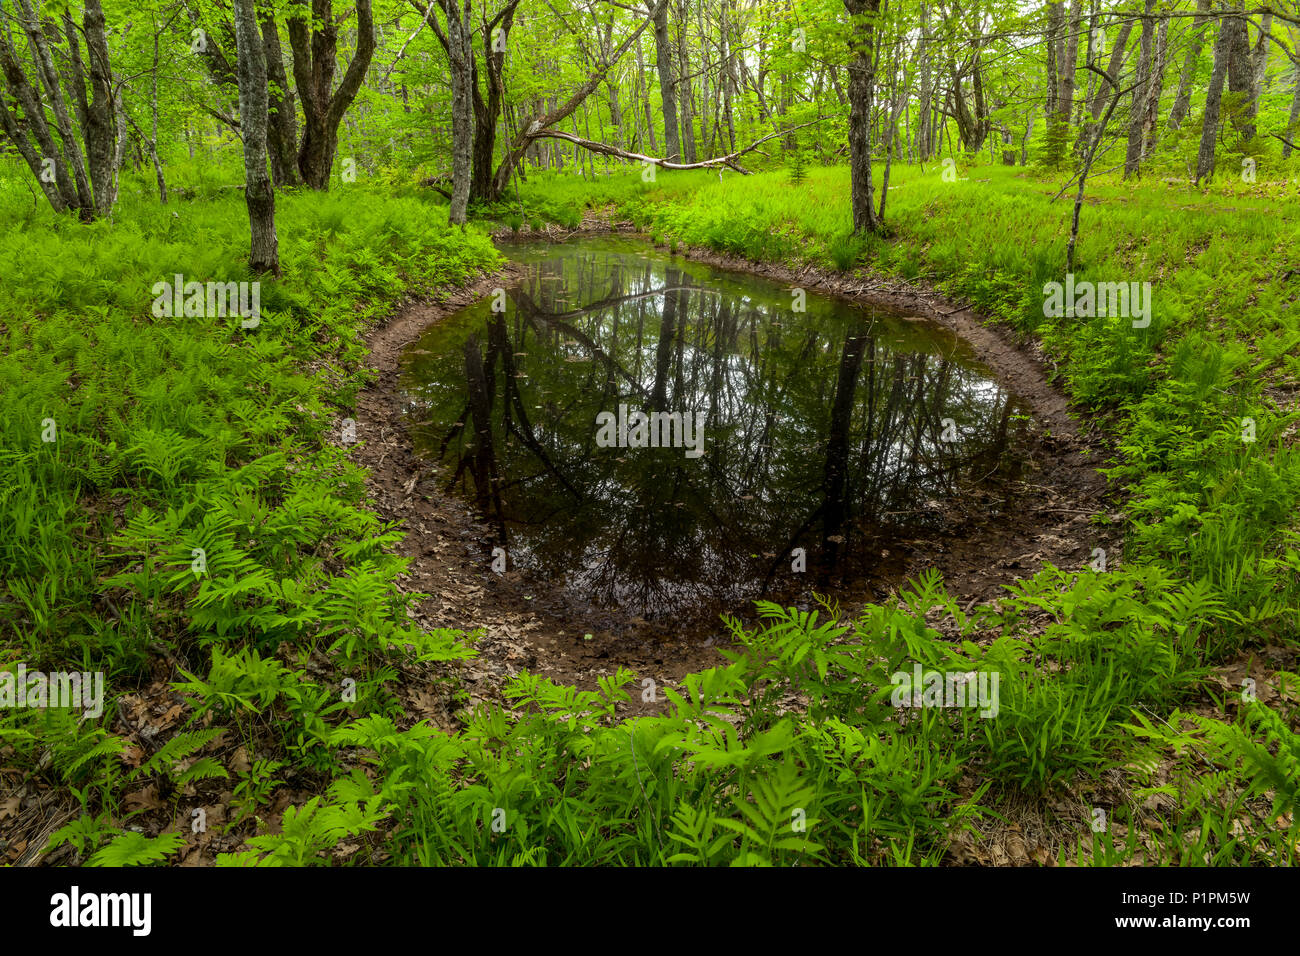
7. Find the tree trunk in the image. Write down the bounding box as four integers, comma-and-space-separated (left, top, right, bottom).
444, 0, 474, 222
951, 50, 991, 153
286, 0, 376, 190
721, 0, 736, 152
696, 0, 711, 155
636, 34, 656, 152
1286, 45, 1300, 159
1059, 0, 1082, 123
675, 0, 696, 163
1140, 12, 1169, 157
916, 3, 933, 160
1046, 1, 1062, 118
651, 0, 680, 161
1196, 17, 1231, 183
1169, 0, 1212, 129
1224, 2, 1255, 141
13, 0, 96, 214
844, 0, 881, 235
112, 76, 128, 198
81, 0, 119, 217
232, 0, 280, 274
1124, 0, 1156, 178
150, 27, 167, 202
0, 0, 119, 218
1090, 20, 1133, 120
821, 323, 868, 568
1251, 13, 1272, 99
470, 2, 520, 203
260, 12, 301, 188
1072, 0, 1100, 161
608, 76, 624, 148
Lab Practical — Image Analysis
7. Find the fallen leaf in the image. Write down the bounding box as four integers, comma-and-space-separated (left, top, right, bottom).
0, 795, 20, 821
125, 785, 167, 813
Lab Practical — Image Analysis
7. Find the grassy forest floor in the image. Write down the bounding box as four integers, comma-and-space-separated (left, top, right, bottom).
2, 160, 1298, 865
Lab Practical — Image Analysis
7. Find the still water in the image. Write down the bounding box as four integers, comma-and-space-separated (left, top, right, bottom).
400, 237, 1031, 624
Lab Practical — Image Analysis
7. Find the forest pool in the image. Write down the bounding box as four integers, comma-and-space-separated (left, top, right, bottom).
399, 237, 1033, 626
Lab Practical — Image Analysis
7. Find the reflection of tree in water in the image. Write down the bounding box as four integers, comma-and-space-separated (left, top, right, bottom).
404, 243, 1029, 620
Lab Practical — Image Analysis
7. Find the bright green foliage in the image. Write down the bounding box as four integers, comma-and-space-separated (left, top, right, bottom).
4, 128, 1299, 868
88, 831, 188, 867
0, 172, 500, 865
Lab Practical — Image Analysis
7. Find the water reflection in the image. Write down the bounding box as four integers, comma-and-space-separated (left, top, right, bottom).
401, 238, 1031, 622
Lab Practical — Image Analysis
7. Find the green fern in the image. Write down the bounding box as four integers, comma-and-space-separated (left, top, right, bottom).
136, 728, 223, 781
88, 831, 186, 867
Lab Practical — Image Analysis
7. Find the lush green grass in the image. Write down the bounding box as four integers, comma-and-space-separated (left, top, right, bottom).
0, 167, 505, 862
1, 169, 499, 669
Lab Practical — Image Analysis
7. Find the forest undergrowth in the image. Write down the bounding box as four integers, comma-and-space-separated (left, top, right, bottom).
2, 160, 1298, 866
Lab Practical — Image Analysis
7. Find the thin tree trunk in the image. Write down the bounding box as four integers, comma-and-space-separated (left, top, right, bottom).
260, 12, 301, 188
1196, 17, 1231, 183
916, 2, 932, 159
1069, 67, 1128, 272
15, 0, 96, 213
1224, 2, 1255, 141
1073, 0, 1100, 161
608, 75, 623, 148
0, 0, 119, 218
1046, 1, 1062, 118
676, 0, 696, 163
1251, 13, 1272, 99
1141, 12, 1168, 157
844, 0, 881, 235
651, 0, 680, 161
81, 0, 119, 216
444, 0, 474, 222
1091, 20, 1133, 120
1059, 0, 1082, 125
150, 27, 167, 202
232, 0, 280, 274
721, 0, 736, 152
696, 1, 710, 155
637, 34, 657, 151
1124, 0, 1156, 178
111, 77, 128, 203
1169, 0, 1212, 129
1286, 45, 1300, 158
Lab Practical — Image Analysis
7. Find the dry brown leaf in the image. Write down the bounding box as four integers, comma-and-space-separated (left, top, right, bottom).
156, 703, 185, 729
179, 844, 205, 867
125, 785, 167, 813
0, 795, 21, 821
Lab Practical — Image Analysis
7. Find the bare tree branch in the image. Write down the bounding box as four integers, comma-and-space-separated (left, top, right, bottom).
531, 117, 829, 174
